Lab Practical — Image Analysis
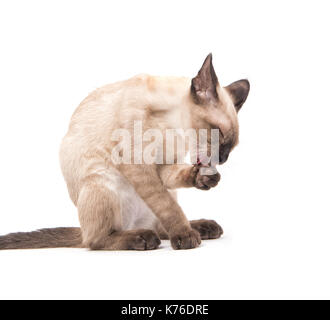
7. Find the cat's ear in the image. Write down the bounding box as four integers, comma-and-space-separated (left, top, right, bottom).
225, 79, 250, 112
191, 53, 219, 104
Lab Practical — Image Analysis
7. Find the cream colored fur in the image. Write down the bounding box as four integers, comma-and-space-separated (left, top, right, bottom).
0, 55, 248, 251
60, 74, 237, 246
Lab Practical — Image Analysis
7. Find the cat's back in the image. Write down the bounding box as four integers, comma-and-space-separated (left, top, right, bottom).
68, 75, 148, 131
66, 74, 190, 134
59, 74, 190, 202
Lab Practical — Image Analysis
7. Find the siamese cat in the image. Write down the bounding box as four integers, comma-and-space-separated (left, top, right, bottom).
0, 54, 249, 250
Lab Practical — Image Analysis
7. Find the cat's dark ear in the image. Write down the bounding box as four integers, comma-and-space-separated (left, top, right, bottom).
225, 79, 250, 112
191, 53, 219, 104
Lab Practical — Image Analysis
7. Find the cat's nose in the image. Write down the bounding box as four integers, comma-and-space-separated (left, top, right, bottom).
219, 150, 229, 164
219, 141, 233, 164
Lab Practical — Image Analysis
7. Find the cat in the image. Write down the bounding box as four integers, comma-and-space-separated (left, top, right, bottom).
0, 54, 249, 250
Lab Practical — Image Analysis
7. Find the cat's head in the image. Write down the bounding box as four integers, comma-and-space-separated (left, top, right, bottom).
190, 53, 250, 165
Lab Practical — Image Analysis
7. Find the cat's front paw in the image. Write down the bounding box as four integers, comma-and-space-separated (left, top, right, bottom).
192, 165, 221, 190
170, 229, 201, 250
190, 219, 223, 240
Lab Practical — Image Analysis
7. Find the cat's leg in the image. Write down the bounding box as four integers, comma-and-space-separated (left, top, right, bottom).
160, 165, 223, 240
159, 164, 221, 190
155, 190, 176, 240
120, 164, 201, 250
77, 173, 161, 250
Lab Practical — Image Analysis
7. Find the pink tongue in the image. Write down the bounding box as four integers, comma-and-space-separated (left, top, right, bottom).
196, 154, 210, 167
196, 155, 218, 176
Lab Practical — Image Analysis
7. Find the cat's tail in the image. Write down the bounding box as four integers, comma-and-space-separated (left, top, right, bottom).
0, 227, 82, 250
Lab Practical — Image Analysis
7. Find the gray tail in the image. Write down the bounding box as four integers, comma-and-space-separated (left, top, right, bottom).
0, 227, 82, 250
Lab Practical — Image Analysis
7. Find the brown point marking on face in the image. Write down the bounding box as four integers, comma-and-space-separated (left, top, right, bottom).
219, 139, 235, 164
191, 53, 219, 105
189, 55, 250, 165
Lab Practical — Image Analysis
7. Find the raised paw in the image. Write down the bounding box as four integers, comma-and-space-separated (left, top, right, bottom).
125, 229, 161, 250
192, 166, 221, 190
190, 219, 223, 240
170, 229, 201, 250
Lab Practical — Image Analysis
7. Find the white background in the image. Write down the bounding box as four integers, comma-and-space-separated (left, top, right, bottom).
0, 0, 329, 300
